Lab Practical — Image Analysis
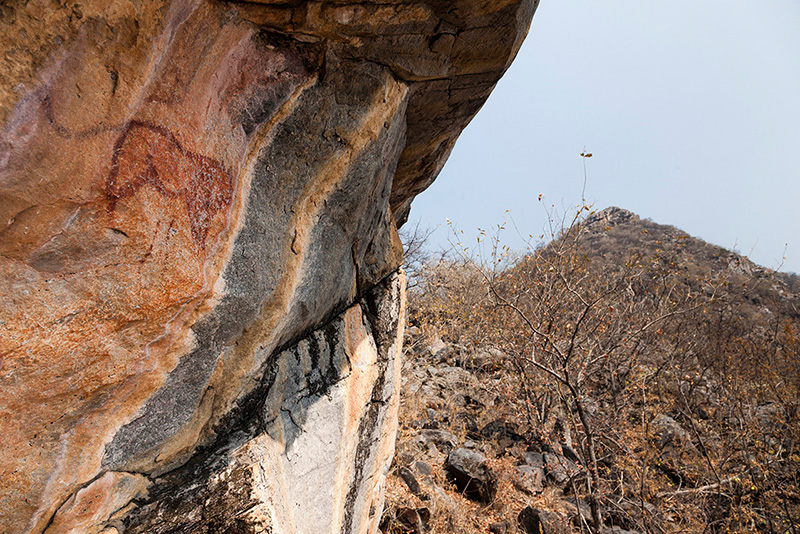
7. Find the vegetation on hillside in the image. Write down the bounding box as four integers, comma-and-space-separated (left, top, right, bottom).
383, 206, 799, 534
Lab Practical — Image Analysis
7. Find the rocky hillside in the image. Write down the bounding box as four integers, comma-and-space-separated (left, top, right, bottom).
384, 207, 800, 533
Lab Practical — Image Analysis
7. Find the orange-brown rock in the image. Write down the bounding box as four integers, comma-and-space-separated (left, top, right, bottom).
0, 0, 537, 532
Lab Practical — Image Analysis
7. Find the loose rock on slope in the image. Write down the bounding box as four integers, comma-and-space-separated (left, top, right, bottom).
444, 447, 498, 503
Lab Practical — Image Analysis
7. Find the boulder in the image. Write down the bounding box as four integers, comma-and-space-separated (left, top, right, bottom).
414, 461, 433, 478
543, 452, 582, 488
444, 447, 497, 503
394, 507, 431, 534
603, 528, 641, 534
427, 335, 449, 358
399, 466, 424, 498
651, 414, 692, 448
517, 507, 569, 534
564, 497, 593, 529
110, 276, 407, 534
414, 429, 460, 454
523, 451, 546, 469
514, 465, 545, 494
0, 0, 537, 532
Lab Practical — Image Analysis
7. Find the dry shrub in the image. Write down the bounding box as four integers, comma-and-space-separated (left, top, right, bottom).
399, 206, 800, 533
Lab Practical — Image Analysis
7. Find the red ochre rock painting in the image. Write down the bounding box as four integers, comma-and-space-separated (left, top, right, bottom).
106, 121, 234, 248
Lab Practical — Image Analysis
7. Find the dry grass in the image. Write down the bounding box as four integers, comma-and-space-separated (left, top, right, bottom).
387, 209, 800, 533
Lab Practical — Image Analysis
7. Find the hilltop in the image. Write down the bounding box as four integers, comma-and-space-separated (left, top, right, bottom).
580, 207, 799, 320
383, 207, 800, 534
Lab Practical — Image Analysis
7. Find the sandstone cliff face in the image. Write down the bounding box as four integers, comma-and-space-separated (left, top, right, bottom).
0, 1, 537, 532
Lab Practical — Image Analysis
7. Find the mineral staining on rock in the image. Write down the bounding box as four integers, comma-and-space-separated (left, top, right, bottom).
2, 4, 314, 530
113, 274, 405, 534
40, 472, 151, 534
0, 0, 537, 532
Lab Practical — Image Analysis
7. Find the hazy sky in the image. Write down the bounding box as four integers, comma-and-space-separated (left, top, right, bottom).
409, 1, 800, 273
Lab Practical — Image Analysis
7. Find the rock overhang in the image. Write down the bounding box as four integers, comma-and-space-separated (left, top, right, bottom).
0, 1, 538, 532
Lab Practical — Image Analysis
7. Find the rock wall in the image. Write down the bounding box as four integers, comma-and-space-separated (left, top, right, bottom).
0, 1, 537, 532
47, 274, 405, 534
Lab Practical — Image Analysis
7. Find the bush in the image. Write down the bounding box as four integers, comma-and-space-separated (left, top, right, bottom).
401, 205, 800, 533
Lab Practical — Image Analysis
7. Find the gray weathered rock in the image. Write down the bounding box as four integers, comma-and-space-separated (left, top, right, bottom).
115, 274, 406, 534
444, 447, 497, 503
523, 451, 546, 470
427, 335, 449, 357
564, 497, 593, 529
603, 528, 641, 534
518, 507, 569, 534
399, 466, 424, 498
651, 414, 692, 448
414, 429, 460, 454
514, 465, 545, 494
414, 461, 433, 478
543, 452, 582, 488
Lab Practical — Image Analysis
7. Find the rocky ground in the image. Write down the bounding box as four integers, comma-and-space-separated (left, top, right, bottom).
381, 330, 644, 534
382, 207, 800, 534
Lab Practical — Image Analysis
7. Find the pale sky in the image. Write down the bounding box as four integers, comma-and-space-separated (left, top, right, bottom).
409, 0, 800, 273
